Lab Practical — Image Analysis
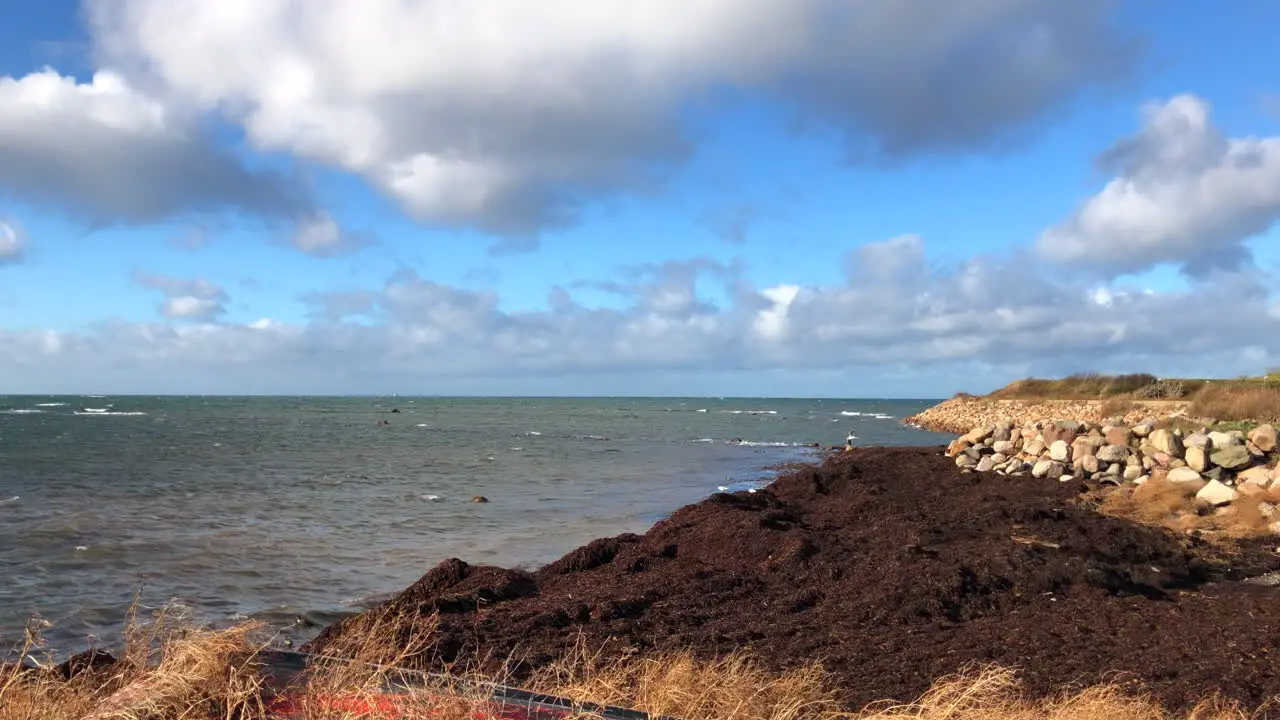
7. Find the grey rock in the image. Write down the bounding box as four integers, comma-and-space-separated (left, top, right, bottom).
992, 440, 1016, 455
1211, 445, 1252, 470
1123, 465, 1143, 482
1096, 444, 1129, 463
1208, 431, 1239, 449
1149, 429, 1183, 457
1049, 440, 1071, 462
1184, 432, 1212, 450
976, 456, 995, 473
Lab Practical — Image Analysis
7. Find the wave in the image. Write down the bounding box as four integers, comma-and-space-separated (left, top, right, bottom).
0, 496, 18, 506
74, 411, 148, 417
35, 403, 67, 407
840, 411, 896, 420
0, 409, 42, 415
727, 410, 777, 415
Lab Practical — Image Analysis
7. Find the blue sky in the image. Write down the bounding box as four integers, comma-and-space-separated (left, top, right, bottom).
1, 0, 1280, 397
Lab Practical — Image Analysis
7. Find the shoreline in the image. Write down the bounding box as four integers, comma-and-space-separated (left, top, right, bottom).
12, 442, 1280, 715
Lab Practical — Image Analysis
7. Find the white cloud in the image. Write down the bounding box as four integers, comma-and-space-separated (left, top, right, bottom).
5, 235, 1278, 394
86, 0, 1133, 237
1037, 95, 1280, 277
0, 218, 28, 265
132, 271, 229, 321
0, 69, 307, 223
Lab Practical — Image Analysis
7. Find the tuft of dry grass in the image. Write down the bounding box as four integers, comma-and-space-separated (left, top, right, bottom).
1, 602, 270, 720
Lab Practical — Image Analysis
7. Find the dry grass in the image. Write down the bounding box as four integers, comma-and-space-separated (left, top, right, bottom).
3, 609, 1273, 719
1190, 384, 1280, 424
1, 601, 270, 720
1098, 477, 1280, 539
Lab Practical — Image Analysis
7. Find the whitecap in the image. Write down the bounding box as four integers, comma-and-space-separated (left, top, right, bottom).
727, 409, 777, 415
525, 431, 542, 436
0, 496, 18, 506
75, 411, 147, 416
416, 423, 431, 428
696, 408, 708, 413
840, 411, 865, 417
35, 403, 66, 407
0, 409, 42, 414
422, 495, 441, 502
74, 546, 88, 552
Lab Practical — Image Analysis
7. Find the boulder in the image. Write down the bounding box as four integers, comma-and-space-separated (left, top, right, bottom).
1024, 439, 1046, 457
1096, 444, 1129, 463
1211, 445, 1252, 470
1009, 428, 1023, 443
955, 454, 977, 469
1184, 433, 1212, 451
1080, 454, 1100, 474
992, 440, 1016, 455
964, 425, 995, 444
1196, 480, 1238, 507
1104, 426, 1133, 447
991, 453, 1008, 464
947, 438, 971, 457
1032, 460, 1064, 479
1071, 437, 1099, 459
1238, 466, 1272, 486
1208, 431, 1239, 449
976, 456, 995, 473
1048, 440, 1071, 462
1133, 420, 1156, 438
1123, 465, 1143, 482
1204, 466, 1223, 482
1167, 467, 1203, 484
1186, 446, 1209, 473
1134, 475, 1150, 486
1248, 441, 1266, 458
1149, 428, 1182, 457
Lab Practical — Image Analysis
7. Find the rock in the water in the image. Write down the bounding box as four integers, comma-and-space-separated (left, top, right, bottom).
1149, 429, 1183, 457
1238, 466, 1272, 486
1096, 444, 1129, 463
976, 456, 995, 473
1168, 467, 1204, 484
1211, 445, 1251, 470
1048, 440, 1071, 462
1249, 424, 1277, 453
471, 496, 490, 503
1186, 446, 1209, 473
1196, 479, 1238, 507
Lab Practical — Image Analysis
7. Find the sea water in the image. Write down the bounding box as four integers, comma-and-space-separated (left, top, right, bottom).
0, 395, 952, 657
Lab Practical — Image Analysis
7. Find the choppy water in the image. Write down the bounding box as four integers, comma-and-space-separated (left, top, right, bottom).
0, 396, 951, 657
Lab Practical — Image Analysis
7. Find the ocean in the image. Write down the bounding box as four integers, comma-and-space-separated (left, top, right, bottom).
0, 396, 952, 658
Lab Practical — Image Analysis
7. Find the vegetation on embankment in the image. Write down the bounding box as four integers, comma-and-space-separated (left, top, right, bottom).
907, 371, 1280, 433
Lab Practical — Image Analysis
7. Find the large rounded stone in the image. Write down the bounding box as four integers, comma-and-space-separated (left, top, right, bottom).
1211, 445, 1252, 470
1249, 424, 1278, 453
1048, 440, 1071, 462
1185, 446, 1209, 473
1167, 466, 1203, 484
1095, 444, 1129, 463
1196, 479, 1238, 507
1149, 429, 1183, 457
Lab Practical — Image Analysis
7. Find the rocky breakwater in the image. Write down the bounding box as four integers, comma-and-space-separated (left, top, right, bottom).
905, 395, 1178, 434
948, 420, 1280, 526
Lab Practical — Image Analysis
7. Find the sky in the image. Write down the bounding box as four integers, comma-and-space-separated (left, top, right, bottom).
1, 0, 1280, 398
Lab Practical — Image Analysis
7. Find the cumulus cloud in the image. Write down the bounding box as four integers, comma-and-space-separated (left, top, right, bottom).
1037, 95, 1280, 277
5, 235, 1278, 394
0, 218, 28, 265
86, 0, 1134, 238
0, 69, 308, 223
133, 271, 229, 321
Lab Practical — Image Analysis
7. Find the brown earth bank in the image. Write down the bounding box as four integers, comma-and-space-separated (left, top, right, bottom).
306, 447, 1280, 713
